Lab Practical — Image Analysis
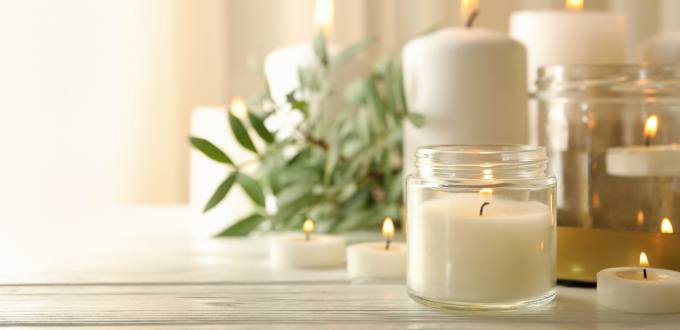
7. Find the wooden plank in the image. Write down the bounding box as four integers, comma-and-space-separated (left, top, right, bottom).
0, 284, 678, 328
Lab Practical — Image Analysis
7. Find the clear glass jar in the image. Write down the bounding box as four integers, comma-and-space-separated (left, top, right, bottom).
535, 65, 680, 282
406, 145, 556, 310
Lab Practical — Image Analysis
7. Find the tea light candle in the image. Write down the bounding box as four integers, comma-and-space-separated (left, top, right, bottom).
347, 217, 407, 279
270, 219, 346, 269
598, 252, 680, 313
606, 115, 680, 177
408, 192, 555, 304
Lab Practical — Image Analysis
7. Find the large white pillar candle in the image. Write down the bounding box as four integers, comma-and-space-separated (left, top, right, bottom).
346, 217, 407, 279
270, 219, 346, 269
510, 2, 627, 89
597, 253, 680, 313
402, 24, 528, 175
408, 194, 555, 305
640, 31, 680, 65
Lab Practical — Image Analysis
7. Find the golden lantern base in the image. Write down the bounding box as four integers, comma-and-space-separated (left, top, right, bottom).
557, 227, 680, 283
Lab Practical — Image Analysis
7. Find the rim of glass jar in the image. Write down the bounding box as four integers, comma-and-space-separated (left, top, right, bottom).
415, 144, 550, 180
535, 64, 680, 98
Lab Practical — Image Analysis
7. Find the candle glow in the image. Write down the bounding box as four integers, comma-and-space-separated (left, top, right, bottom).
229, 96, 248, 119
640, 252, 650, 267
460, 0, 479, 22
661, 218, 674, 234
314, 0, 334, 35
303, 219, 315, 241
644, 115, 659, 141
565, 0, 584, 11
382, 217, 395, 239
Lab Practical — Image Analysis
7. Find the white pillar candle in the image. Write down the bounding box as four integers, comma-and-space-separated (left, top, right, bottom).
408, 194, 555, 304
347, 217, 407, 279
640, 31, 680, 65
606, 115, 680, 177
189, 103, 255, 238
270, 219, 346, 269
597, 253, 680, 313
402, 25, 528, 175
510, 3, 627, 89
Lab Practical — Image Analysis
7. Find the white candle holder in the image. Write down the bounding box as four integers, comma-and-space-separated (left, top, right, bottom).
535, 65, 680, 283
406, 145, 557, 310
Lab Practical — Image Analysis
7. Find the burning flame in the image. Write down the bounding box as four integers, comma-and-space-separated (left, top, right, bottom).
461, 0, 479, 21
639, 252, 649, 267
229, 96, 248, 118
314, 0, 334, 35
303, 219, 315, 235
636, 209, 645, 226
565, 0, 583, 11
661, 218, 674, 234
644, 115, 659, 141
382, 217, 395, 239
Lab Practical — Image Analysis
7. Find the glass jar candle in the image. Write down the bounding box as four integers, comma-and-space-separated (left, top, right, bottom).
535, 65, 680, 283
406, 145, 557, 310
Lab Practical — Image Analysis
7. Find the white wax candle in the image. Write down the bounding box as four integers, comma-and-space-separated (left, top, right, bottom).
264, 43, 339, 106
640, 31, 680, 65
606, 144, 680, 177
347, 242, 406, 280
402, 28, 528, 175
598, 267, 680, 313
270, 233, 345, 269
408, 194, 555, 304
510, 10, 627, 89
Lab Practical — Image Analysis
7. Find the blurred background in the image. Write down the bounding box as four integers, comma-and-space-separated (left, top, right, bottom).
2, 0, 680, 244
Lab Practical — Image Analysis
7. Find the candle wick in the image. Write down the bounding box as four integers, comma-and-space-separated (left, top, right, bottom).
479, 202, 490, 216
643, 268, 647, 280
465, 9, 480, 29
385, 239, 391, 251
305, 232, 311, 242
644, 136, 651, 147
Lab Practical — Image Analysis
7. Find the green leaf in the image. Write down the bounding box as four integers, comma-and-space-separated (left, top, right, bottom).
344, 78, 368, 105
237, 173, 265, 206
313, 32, 328, 67
248, 112, 274, 143
215, 213, 265, 237
331, 37, 375, 68
228, 113, 258, 153
189, 137, 234, 165
203, 172, 237, 212
407, 112, 425, 127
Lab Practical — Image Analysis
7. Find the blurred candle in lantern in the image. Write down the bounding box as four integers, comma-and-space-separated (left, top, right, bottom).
347, 217, 407, 280
598, 252, 680, 313
402, 0, 528, 175
606, 115, 680, 177
661, 218, 674, 234
510, 0, 627, 89
270, 219, 346, 269
264, 0, 340, 106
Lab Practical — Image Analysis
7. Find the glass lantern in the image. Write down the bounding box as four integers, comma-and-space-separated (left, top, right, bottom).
535, 65, 680, 283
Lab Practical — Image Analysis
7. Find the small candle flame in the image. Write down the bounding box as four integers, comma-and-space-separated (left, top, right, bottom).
639, 252, 649, 267
644, 115, 658, 142
382, 216, 395, 239
565, 0, 583, 11
229, 96, 248, 118
303, 219, 315, 234
460, 0, 479, 22
636, 209, 645, 226
661, 218, 674, 234
314, 0, 334, 35
480, 188, 493, 198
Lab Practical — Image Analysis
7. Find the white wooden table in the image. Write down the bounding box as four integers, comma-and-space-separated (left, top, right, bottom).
2, 207, 679, 328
